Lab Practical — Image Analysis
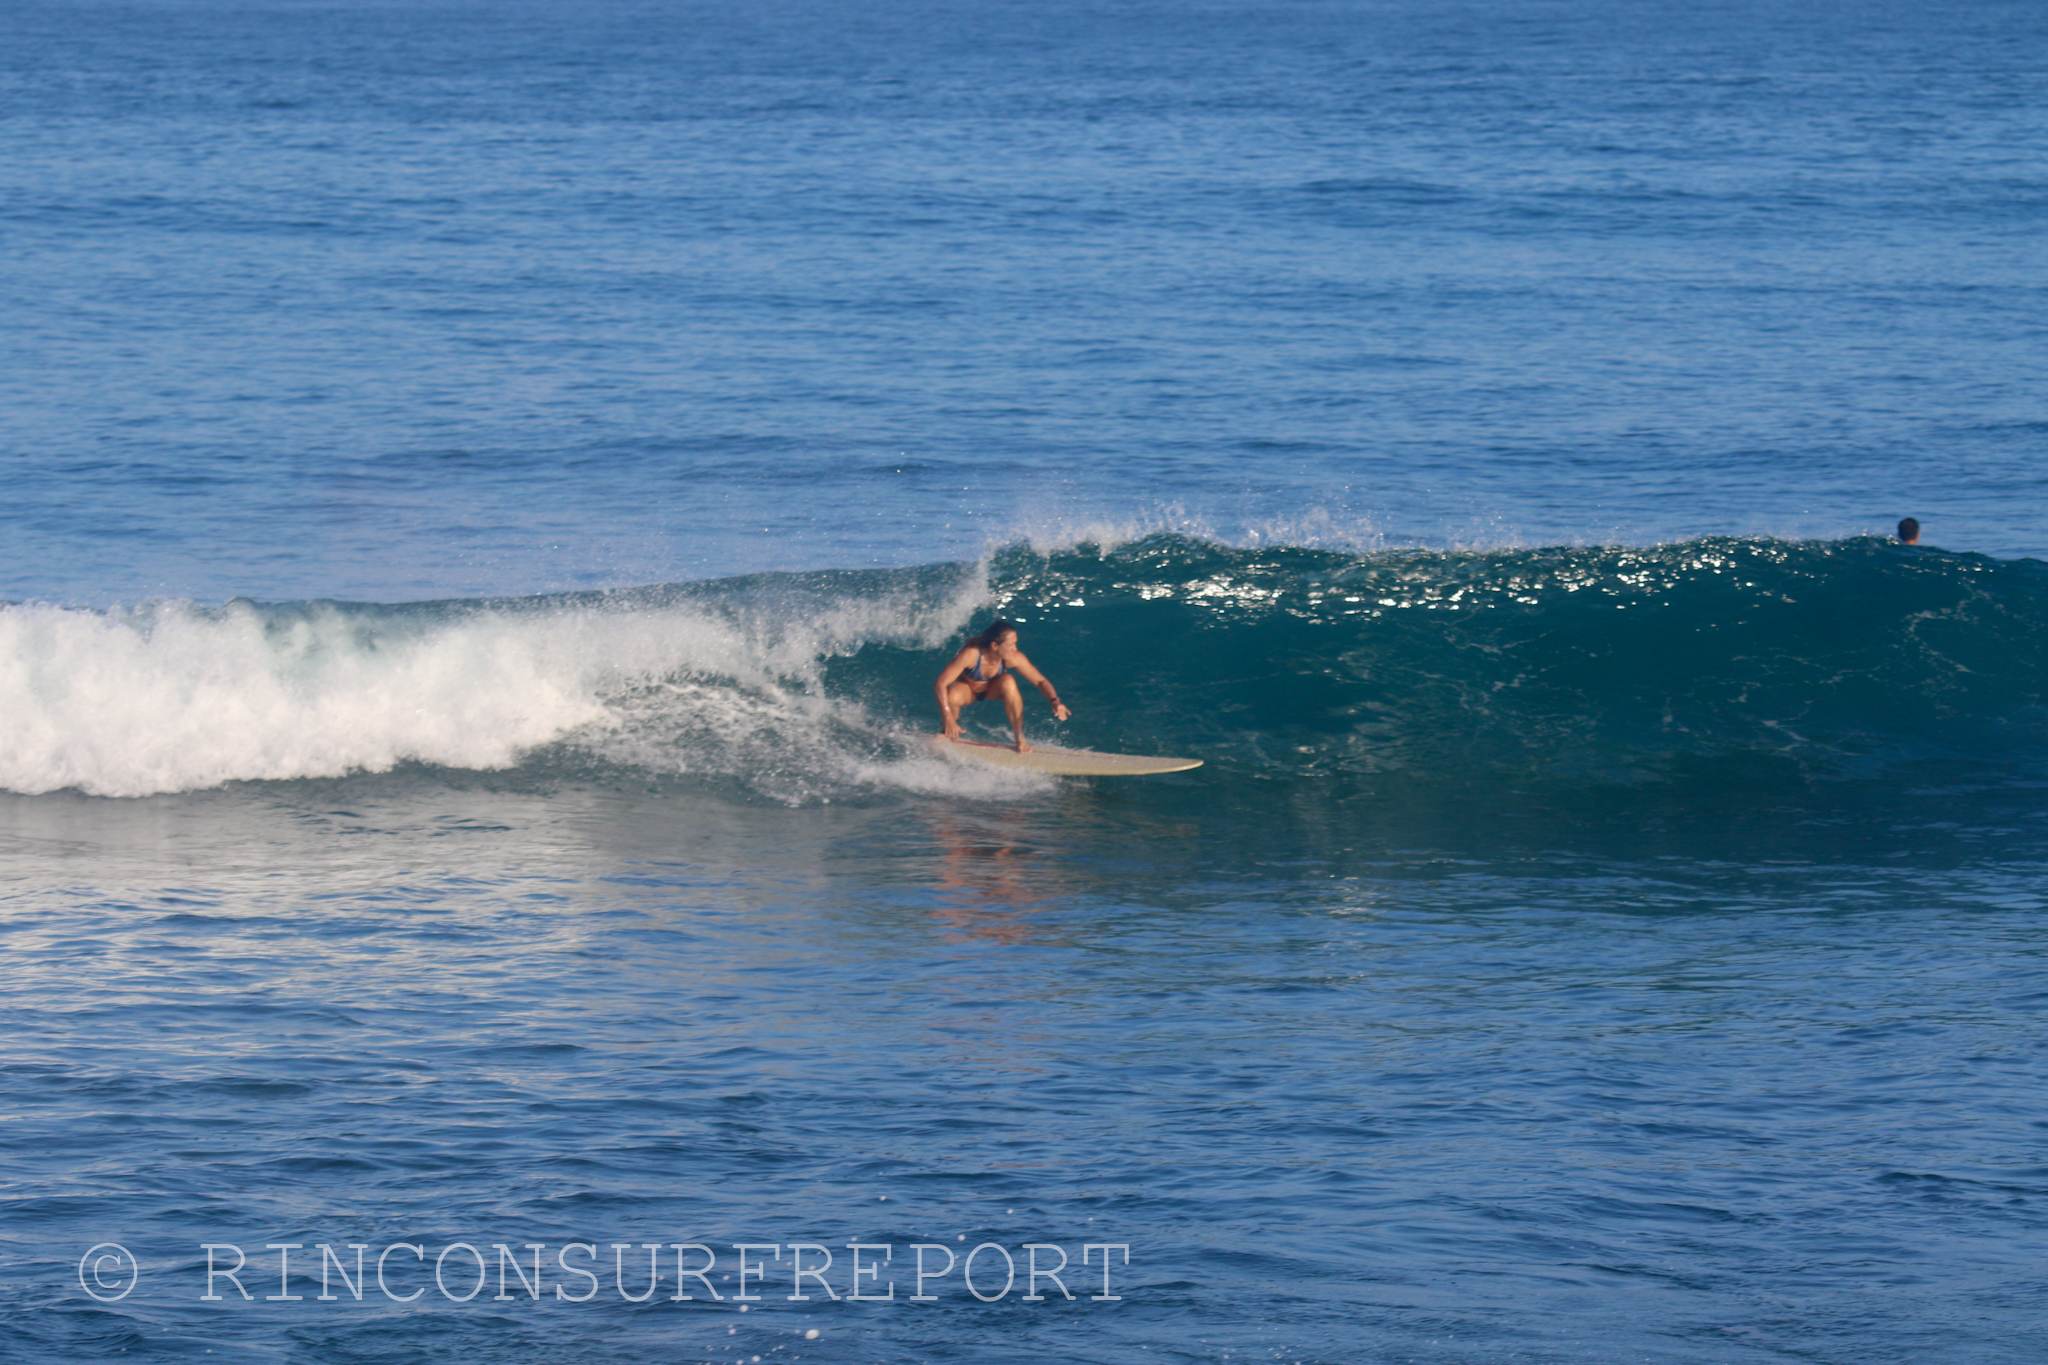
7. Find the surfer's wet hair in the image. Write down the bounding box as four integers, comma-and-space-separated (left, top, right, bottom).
1897, 517, 1920, 543
974, 620, 1019, 648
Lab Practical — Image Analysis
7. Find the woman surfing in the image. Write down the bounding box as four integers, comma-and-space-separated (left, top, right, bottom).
934, 620, 1071, 753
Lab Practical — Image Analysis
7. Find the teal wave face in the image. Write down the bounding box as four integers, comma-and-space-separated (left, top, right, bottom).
834, 535, 2048, 798
12, 535, 2048, 825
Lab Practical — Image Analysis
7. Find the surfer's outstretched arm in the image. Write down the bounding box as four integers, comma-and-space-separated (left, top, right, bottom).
1008, 653, 1072, 746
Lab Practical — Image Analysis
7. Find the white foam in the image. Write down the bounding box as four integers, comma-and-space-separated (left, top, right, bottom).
0, 567, 995, 799
843, 731, 1058, 799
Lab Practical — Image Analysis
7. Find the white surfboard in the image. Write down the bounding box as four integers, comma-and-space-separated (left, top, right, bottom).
929, 734, 1202, 776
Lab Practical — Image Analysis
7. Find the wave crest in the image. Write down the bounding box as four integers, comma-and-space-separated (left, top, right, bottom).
8, 536, 2047, 800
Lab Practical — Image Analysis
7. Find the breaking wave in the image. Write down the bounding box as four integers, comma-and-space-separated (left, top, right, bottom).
7, 535, 2048, 804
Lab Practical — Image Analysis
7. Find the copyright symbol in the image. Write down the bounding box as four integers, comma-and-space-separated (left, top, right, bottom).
79, 1244, 139, 1302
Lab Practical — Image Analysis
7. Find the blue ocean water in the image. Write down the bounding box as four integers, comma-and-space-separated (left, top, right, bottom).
4, 2, 2047, 1362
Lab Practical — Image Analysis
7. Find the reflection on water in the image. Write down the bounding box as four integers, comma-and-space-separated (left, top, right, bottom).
922, 805, 1058, 944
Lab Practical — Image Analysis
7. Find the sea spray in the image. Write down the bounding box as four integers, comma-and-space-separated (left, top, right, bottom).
0, 560, 992, 798
7, 537, 2047, 802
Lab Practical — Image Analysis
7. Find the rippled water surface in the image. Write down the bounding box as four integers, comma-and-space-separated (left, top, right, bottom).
9, 780, 2048, 1363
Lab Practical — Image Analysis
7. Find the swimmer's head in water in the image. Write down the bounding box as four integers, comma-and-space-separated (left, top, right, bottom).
974, 619, 1019, 650
1898, 517, 1920, 544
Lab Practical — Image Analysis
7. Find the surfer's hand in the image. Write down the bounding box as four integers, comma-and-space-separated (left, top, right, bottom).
1052, 702, 1071, 722
942, 719, 961, 740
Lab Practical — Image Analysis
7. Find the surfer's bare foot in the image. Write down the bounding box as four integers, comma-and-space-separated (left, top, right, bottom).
1014, 737, 1032, 753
